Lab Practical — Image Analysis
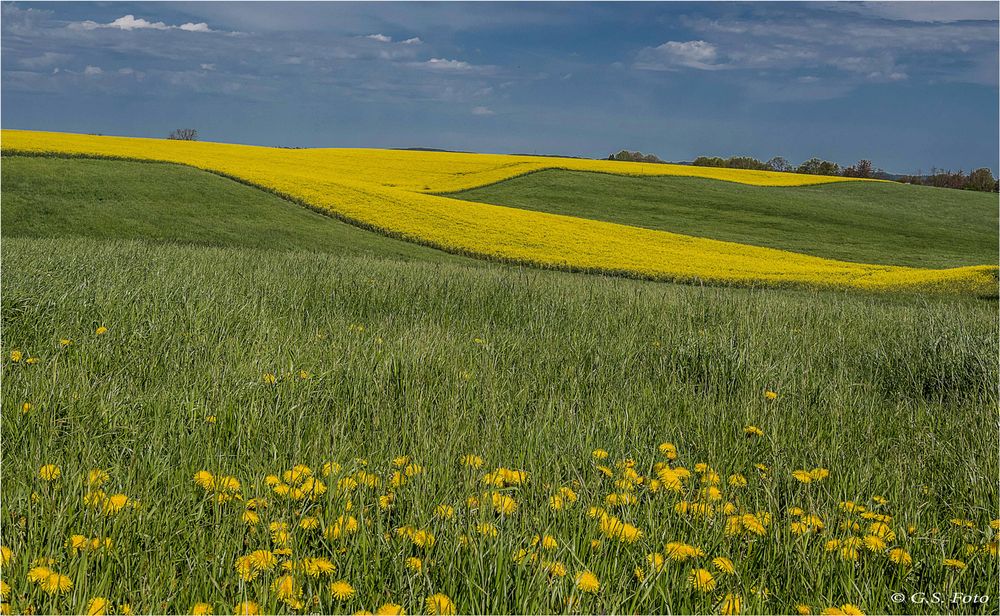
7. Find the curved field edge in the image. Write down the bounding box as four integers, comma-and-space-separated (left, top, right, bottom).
2, 131, 995, 296
447, 169, 998, 270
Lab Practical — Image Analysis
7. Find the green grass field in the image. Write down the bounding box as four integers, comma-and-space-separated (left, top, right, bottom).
2, 156, 997, 615
451, 170, 998, 268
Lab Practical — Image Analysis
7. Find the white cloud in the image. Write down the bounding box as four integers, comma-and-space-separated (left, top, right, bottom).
635, 40, 725, 71
200, 63, 216, 71
420, 58, 472, 71
401, 37, 422, 45
471, 106, 495, 116
68, 14, 217, 33
366, 33, 392, 42
19, 51, 71, 69
179, 22, 213, 33
838, 2, 999, 23
83, 65, 103, 76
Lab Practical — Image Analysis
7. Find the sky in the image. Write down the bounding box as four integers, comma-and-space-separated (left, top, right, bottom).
2, 1, 998, 173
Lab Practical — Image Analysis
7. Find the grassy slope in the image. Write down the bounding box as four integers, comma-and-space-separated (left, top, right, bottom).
2, 236, 996, 613
1, 155, 465, 263
451, 170, 998, 269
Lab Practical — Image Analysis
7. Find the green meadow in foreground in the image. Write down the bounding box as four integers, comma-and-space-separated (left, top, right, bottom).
1, 157, 998, 615
451, 170, 999, 268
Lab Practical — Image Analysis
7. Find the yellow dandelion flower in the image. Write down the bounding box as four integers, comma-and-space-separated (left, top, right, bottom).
0, 581, 8, 600
194, 471, 215, 490
21, 402, 32, 414
792, 470, 813, 483
950, 518, 974, 529
406, 557, 423, 572
191, 603, 213, 615
434, 504, 454, 519
86, 597, 109, 616
840, 605, 864, 615
460, 454, 484, 468
330, 580, 355, 601
542, 560, 567, 578
39, 572, 73, 594
887, 548, 912, 566
575, 570, 600, 593
646, 552, 665, 572
717, 593, 742, 615
665, 542, 705, 561
658, 442, 678, 459
425, 593, 456, 615
10, 350, 22, 362
490, 492, 517, 515
727, 474, 747, 488
592, 449, 609, 460
990, 519, 1000, 530
299, 516, 320, 530
795, 605, 812, 615
375, 604, 404, 615
740, 513, 767, 536
712, 557, 735, 575
744, 425, 764, 437
809, 468, 830, 481
262, 372, 277, 384
942, 558, 967, 569
25, 356, 39, 364
549, 495, 564, 511
326, 515, 359, 539
271, 574, 302, 603
234, 602, 260, 615
476, 522, 498, 538
59, 339, 72, 347
39, 464, 61, 481
839, 547, 859, 562
867, 522, 895, 542
102, 493, 129, 515
764, 390, 778, 400
95, 326, 108, 335
862, 535, 886, 553
687, 568, 716, 592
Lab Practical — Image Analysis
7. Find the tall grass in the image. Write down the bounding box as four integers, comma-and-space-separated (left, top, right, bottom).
2, 238, 997, 615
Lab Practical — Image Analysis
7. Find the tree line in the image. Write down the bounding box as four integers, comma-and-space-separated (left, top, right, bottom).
607, 150, 997, 192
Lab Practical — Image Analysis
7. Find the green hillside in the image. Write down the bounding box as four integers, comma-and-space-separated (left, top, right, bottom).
1, 155, 464, 263
450, 170, 998, 268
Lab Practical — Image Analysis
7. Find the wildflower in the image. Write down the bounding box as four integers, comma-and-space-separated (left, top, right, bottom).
0, 581, 7, 600
406, 557, 423, 572
687, 568, 716, 592
792, 471, 813, 483
234, 602, 260, 615
542, 560, 567, 578
330, 580, 355, 601
658, 442, 678, 459
575, 570, 600, 593
39, 464, 61, 481
646, 552, 665, 572
950, 518, 974, 529
194, 471, 215, 490
10, 350, 22, 362
862, 535, 886, 553
434, 504, 454, 519
272, 574, 302, 605
59, 339, 72, 347
476, 522, 498, 538
839, 605, 865, 615
460, 454, 484, 468
205, 415, 217, 424
665, 542, 705, 561
867, 522, 895, 542
21, 402, 32, 414
300, 516, 320, 530
262, 373, 277, 384
375, 604, 404, 615
717, 593, 742, 615
887, 548, 912, 566
191, 604, 213, 615
942, 558, 967, 569
38, 571, 73, 594
86, 598, 110, 615
599, 514, 642, 543
102, 494, 129, 514
795, 605, 812, 615
326, 515, 359, 539
592, 449, 609, 460
712, 557, 735, 575
490, 492, 517, 515
744, 425, 763, 437
549, 495, 564, 511
764, 390, 778, 400
425, 594, 456, 615
95, 326, 108, 335
728, 474, 747, 488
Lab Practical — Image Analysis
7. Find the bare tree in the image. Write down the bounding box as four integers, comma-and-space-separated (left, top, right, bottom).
168, 128, 198, 141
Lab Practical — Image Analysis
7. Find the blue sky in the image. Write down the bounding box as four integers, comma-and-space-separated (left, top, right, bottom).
2, 1, 997, 173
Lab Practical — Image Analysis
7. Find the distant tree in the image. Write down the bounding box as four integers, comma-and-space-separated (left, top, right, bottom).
724, 156, 769, 170
766, 156, 791, 172
608, 150, 664, 163
843, 159, 874, 178
797, 158, 841, 176
692, 156, 726, 167
168, 128, 198, 141
967, 168, 997, 192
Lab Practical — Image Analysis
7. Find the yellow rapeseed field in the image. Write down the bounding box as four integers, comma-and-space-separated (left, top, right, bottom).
2, 129, 995, 294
